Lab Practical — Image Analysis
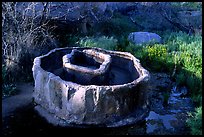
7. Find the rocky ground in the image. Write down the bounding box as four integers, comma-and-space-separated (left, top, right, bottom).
144, 73, 194, 135
2, 73, 194, 136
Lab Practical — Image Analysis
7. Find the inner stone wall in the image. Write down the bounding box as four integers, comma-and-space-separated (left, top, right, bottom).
40, 48, 139, 85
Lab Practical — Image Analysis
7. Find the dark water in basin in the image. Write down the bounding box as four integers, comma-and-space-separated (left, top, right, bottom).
57, 66, 134, 86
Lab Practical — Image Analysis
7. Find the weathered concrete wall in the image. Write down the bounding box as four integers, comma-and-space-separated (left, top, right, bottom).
32, 47, 150, 126
62, 49, 111, 85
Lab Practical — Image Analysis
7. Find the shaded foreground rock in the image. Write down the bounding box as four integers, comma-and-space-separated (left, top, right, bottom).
32, 47, 150, 126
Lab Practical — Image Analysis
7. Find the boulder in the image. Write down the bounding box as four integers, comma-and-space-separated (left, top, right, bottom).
128, 32, 162, 45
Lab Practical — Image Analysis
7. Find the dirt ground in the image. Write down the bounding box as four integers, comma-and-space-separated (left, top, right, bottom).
2, 82, 34, 118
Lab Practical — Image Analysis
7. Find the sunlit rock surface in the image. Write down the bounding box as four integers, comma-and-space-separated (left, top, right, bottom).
128, 32, 161, 45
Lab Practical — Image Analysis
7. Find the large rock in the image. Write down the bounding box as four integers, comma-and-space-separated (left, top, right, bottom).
32, 47, 150, 127
128, 32, 162, 45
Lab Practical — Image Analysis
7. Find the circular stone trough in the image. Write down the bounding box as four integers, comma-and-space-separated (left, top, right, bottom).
32, 47, 150, 127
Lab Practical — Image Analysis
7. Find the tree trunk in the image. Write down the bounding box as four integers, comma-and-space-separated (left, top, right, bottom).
81, 18, 88, 34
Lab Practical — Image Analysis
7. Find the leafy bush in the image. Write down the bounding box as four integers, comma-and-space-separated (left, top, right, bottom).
171, 2, 202, 10
116, 36, 130, 52
186, 73, 202, 104
91, 13, 138, 37
2, 2, 56, 82
145, 44, 170, 71
126, 43, 174, 72
175, 71, 186, 86
163, 31, 202, 57
58, 34, 81, 48
2, 65, 7, 83
125, 43, 148, 64
77, 36, 118, 50
2, 65, 17, 98
164, 32, 202, 135
163, 32, 202, 104
2, 84, 17, 98
163, 92, 170, 106
186, 106, 202, 135
146, 44, 167, 61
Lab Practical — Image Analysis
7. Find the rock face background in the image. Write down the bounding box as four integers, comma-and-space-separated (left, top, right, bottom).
124, 2, 202, 33
14, 2, 202, 32
32, 47, 150, 126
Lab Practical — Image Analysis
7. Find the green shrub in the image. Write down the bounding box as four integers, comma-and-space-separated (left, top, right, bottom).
192, 95, 202, 107
163, 92, 170, 106
77, 36, 118, 50
125, 43, 148, 63
2, 64, 7, 83
59, 34, 82, 47
175, 71, 186, 86
2, 2, 56, 83
186, 73, 202, 104
144, 44, 173, 72
171, 2, 202, 10
186, 106, 202, 135
2, 84, 17, 98
2, 64, 17, 98
163, 31, 202, 56
162, 31, 202, 103
146, 44, 167, 60
126, 43, 144, 56
92, 13, 138, 37
126, 43, 174, 72
116, 36, 130, 52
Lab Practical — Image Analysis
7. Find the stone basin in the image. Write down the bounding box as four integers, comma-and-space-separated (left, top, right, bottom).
32, 47, 150, 127
62, 49, 111, 85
